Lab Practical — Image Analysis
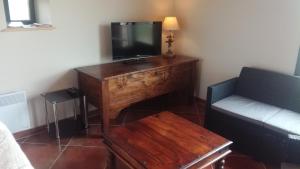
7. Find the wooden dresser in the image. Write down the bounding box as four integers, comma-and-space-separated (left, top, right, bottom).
75, 55, 199, 134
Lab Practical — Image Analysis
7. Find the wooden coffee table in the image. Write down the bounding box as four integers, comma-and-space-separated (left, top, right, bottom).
104, 112, 233, 169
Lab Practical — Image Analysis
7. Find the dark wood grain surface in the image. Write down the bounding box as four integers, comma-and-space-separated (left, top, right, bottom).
75, 55, 198, 80
76, 55, 199, 134
105, 112, 233, 169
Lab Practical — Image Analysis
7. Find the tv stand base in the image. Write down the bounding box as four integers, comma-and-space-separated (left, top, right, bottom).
122, 58, 149, 64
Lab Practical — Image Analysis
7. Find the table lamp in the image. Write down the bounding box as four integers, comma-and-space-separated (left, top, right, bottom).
163, 17, 180, 58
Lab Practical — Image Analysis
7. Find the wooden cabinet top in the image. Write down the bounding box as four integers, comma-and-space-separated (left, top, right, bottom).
104, 112, 232, 169
75, 55, 198, 80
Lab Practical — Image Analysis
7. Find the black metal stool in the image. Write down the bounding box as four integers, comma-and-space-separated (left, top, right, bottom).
41, 88, 88, 151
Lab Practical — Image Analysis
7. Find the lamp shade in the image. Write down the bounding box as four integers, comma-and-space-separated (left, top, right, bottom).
163, 17, 180, 31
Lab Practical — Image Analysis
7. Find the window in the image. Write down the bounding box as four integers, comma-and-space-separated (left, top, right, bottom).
3, 0, 36, 25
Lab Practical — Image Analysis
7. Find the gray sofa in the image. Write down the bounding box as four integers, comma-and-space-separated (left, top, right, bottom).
205, 67, 300, 163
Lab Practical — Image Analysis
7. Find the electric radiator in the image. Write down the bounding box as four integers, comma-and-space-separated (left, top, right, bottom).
0, 91, 30, 133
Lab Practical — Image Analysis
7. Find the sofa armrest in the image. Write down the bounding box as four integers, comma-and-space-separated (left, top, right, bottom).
204, 77, 238, 129
288, 134, 300, 141
207, 77, 238, 106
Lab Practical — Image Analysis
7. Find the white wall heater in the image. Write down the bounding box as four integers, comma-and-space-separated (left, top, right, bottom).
0, 91, 30, 133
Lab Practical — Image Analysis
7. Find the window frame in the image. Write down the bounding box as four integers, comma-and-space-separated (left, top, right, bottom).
295, 48, 300, 76
3, 0, 36, 25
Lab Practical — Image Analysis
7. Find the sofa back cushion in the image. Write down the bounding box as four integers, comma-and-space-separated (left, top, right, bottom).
235, 67, 300, 112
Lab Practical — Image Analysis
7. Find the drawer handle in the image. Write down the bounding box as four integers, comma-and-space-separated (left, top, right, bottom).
154, 71, 170, 81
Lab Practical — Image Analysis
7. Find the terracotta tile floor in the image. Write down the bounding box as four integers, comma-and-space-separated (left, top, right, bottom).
17, 97, 279, 169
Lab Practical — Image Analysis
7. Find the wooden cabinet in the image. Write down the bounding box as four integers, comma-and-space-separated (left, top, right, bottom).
76, 55, 199, 134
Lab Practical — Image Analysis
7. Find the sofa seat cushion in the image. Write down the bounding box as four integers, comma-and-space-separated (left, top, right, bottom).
212, 95, 282, 125
264, 109, 300, 136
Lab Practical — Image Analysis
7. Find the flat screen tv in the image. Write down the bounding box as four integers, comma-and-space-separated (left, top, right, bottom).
111, 21, 162, 60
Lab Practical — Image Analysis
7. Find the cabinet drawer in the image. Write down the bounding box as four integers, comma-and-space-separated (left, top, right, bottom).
108, 64, 192, 105
108, 68, 170, 103
108, 72, 147, 103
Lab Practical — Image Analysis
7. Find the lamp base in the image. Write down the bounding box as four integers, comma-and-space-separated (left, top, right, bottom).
164, 50, 176, 58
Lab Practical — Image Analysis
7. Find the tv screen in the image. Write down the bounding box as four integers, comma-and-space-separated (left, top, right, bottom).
111, 21, 162, 60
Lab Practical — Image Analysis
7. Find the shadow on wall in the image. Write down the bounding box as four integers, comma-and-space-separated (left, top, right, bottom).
28, 70, 78, 127
195, 59, 203, 98
99, 24, 112, 62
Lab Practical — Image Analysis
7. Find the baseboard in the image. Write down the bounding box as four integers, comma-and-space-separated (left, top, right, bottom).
195, 97, 206, 104
13, 97, 206, 140
14, 125, 47, 140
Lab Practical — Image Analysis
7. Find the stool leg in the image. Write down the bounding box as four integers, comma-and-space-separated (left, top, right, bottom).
53, 103, 61, 151
44, 99, 50, 133
73, 99, 77, 120
83, 96, 88, 129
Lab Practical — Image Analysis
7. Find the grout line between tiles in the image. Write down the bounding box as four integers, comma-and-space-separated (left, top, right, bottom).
22, 142, 51, 145
48, 136, 72, 169
66, 145, 107, 149
16, 130, 47, 142
21, 142, 70, 146
18, 138, 28, 144
48, 146, 67, 169
21, 136, 30, 143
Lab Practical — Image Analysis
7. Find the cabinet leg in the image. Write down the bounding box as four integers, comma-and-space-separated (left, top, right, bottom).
106, 152, 116, 169
103, 111, 109, 135
215, 159, 225, 169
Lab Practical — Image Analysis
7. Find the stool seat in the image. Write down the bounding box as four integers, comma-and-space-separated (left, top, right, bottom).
41, 88, 88, 151
43, 88, 81, 104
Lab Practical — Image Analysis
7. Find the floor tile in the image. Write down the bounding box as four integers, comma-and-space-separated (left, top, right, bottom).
68, 136, 104, 147
165, 102, 200, 115
68, 131, 105, 147
128, 96, 167, 111
225, 153, 267, 169
88, 113, 102, 125
24, 131, 70, 146
51, 146, 108, 169
87, 110, 129, 126
21, 143, 61, 169
18, 98, 280, 169
16, 137, 28, 144
122, 109, 159, 123
176, 113, 203, 125
83, 125, 102, 137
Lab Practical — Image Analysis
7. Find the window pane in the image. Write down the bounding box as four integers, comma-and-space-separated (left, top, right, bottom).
8, 0, 31, 21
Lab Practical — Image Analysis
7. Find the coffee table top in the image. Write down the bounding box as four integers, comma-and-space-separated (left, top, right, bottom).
104, 112, 233, 169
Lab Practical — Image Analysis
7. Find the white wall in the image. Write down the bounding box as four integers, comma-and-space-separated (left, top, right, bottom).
35, 0, 52, 24
174, 0, 300, 99
0, 0, 173, 129
2, 0, 300, 130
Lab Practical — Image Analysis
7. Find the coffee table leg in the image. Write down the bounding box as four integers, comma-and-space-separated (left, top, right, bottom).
215, 158, 225, 169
